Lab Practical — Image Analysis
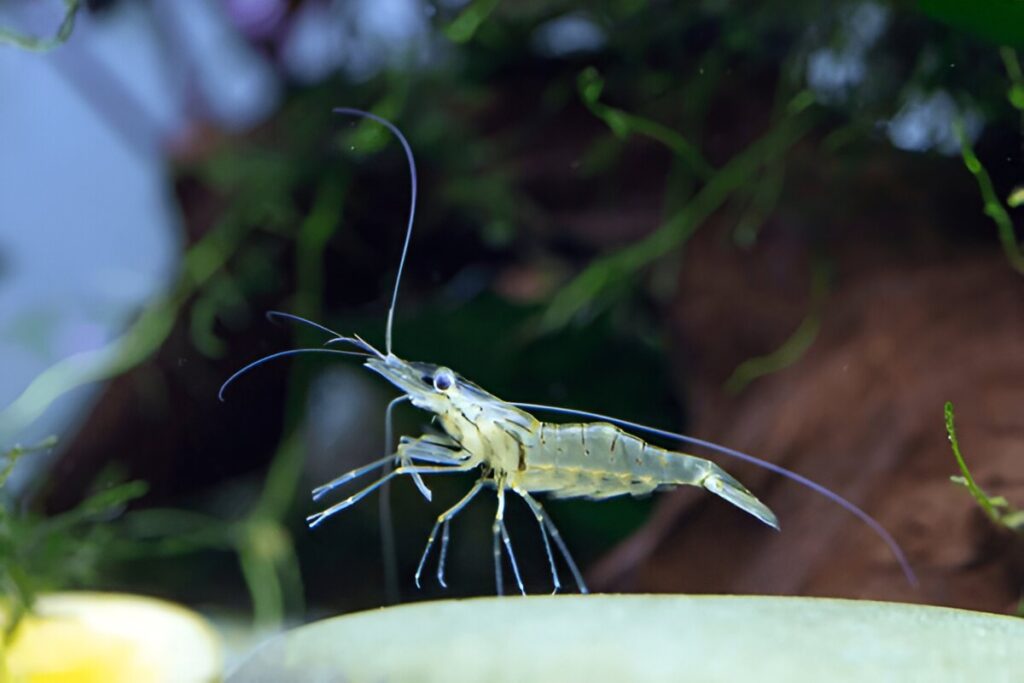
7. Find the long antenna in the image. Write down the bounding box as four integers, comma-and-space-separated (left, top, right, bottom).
218, 348, 370, 401
333, 108, 417, 356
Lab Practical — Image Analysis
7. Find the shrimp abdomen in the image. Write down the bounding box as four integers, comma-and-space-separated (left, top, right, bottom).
518, 422, 779, 529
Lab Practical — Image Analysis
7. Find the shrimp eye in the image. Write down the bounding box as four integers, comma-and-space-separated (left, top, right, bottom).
433, 369, 454, 392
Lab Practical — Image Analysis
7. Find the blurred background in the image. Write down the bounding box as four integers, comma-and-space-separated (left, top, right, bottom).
1, 0, 1022, 653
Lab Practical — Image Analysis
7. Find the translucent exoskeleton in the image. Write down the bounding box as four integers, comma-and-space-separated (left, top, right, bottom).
220, 109, 918, 595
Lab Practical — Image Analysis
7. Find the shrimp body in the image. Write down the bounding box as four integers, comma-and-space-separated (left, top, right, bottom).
220, 108, 916, 597
377, 355, 777, 529
301, 353, 775, 594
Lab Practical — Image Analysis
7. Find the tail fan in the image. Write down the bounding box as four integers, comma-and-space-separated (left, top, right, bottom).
704, 467, 780, 529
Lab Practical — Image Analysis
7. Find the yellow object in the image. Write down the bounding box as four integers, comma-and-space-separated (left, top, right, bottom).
3, 592, 221, 683
1008, 185, 1024, 207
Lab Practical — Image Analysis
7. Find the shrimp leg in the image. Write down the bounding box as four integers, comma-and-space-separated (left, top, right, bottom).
515, 490, 561, 594
414, 478, 485, 588
311, 453, 399, 501
398, 434, 466, 463
493, 485, 526, 596
311, 434, 463, 501
307, 463, 474, 528
521, 492, 588, 594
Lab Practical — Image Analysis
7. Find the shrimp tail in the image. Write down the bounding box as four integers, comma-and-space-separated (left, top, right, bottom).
704, 466, 779, 530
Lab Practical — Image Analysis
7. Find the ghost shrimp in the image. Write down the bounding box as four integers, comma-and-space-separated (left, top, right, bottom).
219, 108, 918, 595
314, 352, 785, 594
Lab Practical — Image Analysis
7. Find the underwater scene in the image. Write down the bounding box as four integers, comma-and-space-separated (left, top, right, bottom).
0, 1, 1022, 681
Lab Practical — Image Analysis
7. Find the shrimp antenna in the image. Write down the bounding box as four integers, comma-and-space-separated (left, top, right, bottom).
266, 310, 384, 358
219, 348, 369, 401
333, 107, 417, 357
325, 334, 385, 359
266, 311, 345, 339
512, 402, 919, 587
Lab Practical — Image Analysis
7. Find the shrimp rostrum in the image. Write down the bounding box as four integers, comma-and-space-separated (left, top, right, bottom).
220, 108, 917, 595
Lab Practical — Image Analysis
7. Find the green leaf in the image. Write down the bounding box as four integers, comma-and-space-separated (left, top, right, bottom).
920, 0, 1024, 47
77, 481, 149, 516
444, 0, 500, 44
1009, 86, 1024, 110
1007, 186, 1024, 207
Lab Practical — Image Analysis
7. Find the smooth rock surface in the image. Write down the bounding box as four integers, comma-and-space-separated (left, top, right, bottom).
228, 595, 1024, 682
